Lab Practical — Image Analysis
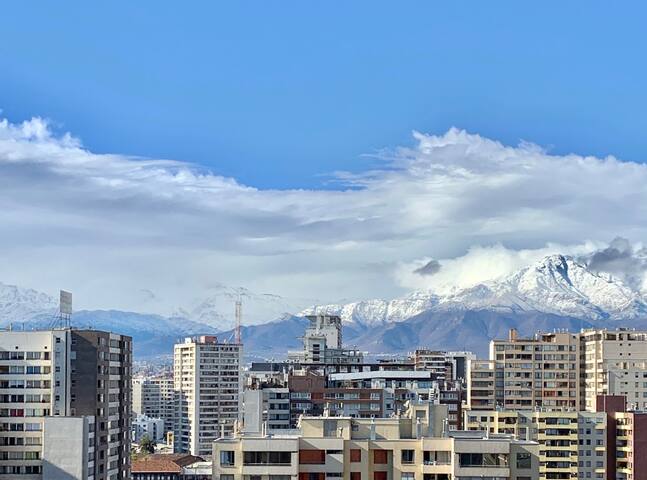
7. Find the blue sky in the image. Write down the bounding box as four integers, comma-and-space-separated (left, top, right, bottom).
2, 1, 646, 189
1, 2, 647, 312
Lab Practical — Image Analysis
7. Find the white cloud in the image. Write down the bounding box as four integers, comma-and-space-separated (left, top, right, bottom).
1, 117, 647, 314
396, 242, 603, 293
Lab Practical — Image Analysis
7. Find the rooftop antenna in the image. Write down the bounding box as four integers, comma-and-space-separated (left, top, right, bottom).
235, 296, 242, 344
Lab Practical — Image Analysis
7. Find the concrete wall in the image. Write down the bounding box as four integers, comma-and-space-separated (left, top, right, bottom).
42, 416, 89, 480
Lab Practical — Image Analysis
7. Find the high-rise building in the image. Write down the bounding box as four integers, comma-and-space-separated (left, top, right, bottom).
596, 395, 647, 480
468, 328, 647, 412
242, 387, 291, 434
173, 335, 242, 457
466, 359, 497, 410
288, 314, 363, 365
0, 328, 132, 480
413, 350, 476, 383
132, 375, 174, 432
580, 329, 647, 411
464, 409, 606, 480
469, 329, 580, 410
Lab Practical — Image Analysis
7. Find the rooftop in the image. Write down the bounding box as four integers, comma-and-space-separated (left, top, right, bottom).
132, 454, 204, 473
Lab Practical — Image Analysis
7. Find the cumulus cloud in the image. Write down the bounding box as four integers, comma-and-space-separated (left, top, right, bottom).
579, 238, 647, 293
1, 116, 647, 313
396, 242, 603, 293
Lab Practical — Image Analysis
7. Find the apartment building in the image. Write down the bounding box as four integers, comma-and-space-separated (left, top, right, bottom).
413, 350, 449, 380
466, 330, 580, 411
133, 375, 175, 432
214, 402, 540, 480
466, 359, 497, 410
133, 414, 165, 443
0, 328, 132, 480
242, 387, 291, 433
174, 336, 242, 456
491, 329, 580, 410
288, 315, 363, 366
464, 409, 606, 480
595, 395, 647, 480
580, 329, 647, 411
412, 350, 475, 384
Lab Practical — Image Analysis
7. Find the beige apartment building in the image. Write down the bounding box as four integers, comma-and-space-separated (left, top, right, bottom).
174, 336, 242, 457
489, 329, 580, 410
580, 329, 647, 411
466, 359, 496, 411
468, 328, 647, 414
464, 410, 606, 480
214, 402, 540, 480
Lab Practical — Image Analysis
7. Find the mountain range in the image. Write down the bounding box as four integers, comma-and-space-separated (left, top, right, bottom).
2, 254, 647, 358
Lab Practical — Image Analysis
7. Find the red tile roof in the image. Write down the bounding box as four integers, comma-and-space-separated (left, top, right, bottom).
132, 454, 204, 473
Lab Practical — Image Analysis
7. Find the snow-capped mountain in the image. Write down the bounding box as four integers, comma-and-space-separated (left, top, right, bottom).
300, 290, 439, 327
175, 283, 316, 331
302, 255, 647, 327
0, 282, 218, 357
440, 254, 646, 319
0, 282, 58, 325
1, 254, 646, 358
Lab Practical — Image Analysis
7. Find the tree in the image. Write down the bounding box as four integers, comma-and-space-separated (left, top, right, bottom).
139, 434, 156, 454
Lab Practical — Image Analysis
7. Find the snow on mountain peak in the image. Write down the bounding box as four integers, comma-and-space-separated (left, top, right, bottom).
0, 282, 57, 325
304, 254, 647, 326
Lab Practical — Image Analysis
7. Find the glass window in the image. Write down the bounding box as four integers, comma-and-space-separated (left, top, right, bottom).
517, 452, 531, 469
220, 451, 235, 466
401, 449, 415, 464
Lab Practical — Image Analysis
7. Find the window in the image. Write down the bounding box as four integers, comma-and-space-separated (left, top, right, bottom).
350, 473, 361, 480
220, 451, 235, 466
244, 451, 291, 466
220, 475, 234, 480
401, 474, 414, 480
374, 450, 388, 464
517, 452, 531, 469
459, 453, 507, 467
350, 449, 361, 462
374, 473, 387, 480
401, 449, 415, 464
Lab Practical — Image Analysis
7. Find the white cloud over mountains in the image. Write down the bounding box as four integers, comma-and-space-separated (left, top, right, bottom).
1, 116, 646, 314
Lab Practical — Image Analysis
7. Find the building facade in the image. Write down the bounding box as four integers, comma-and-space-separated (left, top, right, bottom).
133, 375, 175, 432
288, 315, 363, 366
214, 403, 540, 480
464, 409, 606, 480
580, 329, 647, 411
174, 336, 242, 456
0, 328, 132, 480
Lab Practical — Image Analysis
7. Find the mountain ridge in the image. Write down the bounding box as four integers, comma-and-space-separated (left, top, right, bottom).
2, 254, 647, 358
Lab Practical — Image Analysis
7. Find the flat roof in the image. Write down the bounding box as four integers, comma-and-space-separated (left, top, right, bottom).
329, 370, 432, 381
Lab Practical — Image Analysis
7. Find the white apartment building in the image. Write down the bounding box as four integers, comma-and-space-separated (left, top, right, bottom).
174, 335, 242, 457
242, 387, 291, 434
132, 375, 174, 432
132, 414, 165, 443
0, 328, 132, 480
580, 328, 647, 411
